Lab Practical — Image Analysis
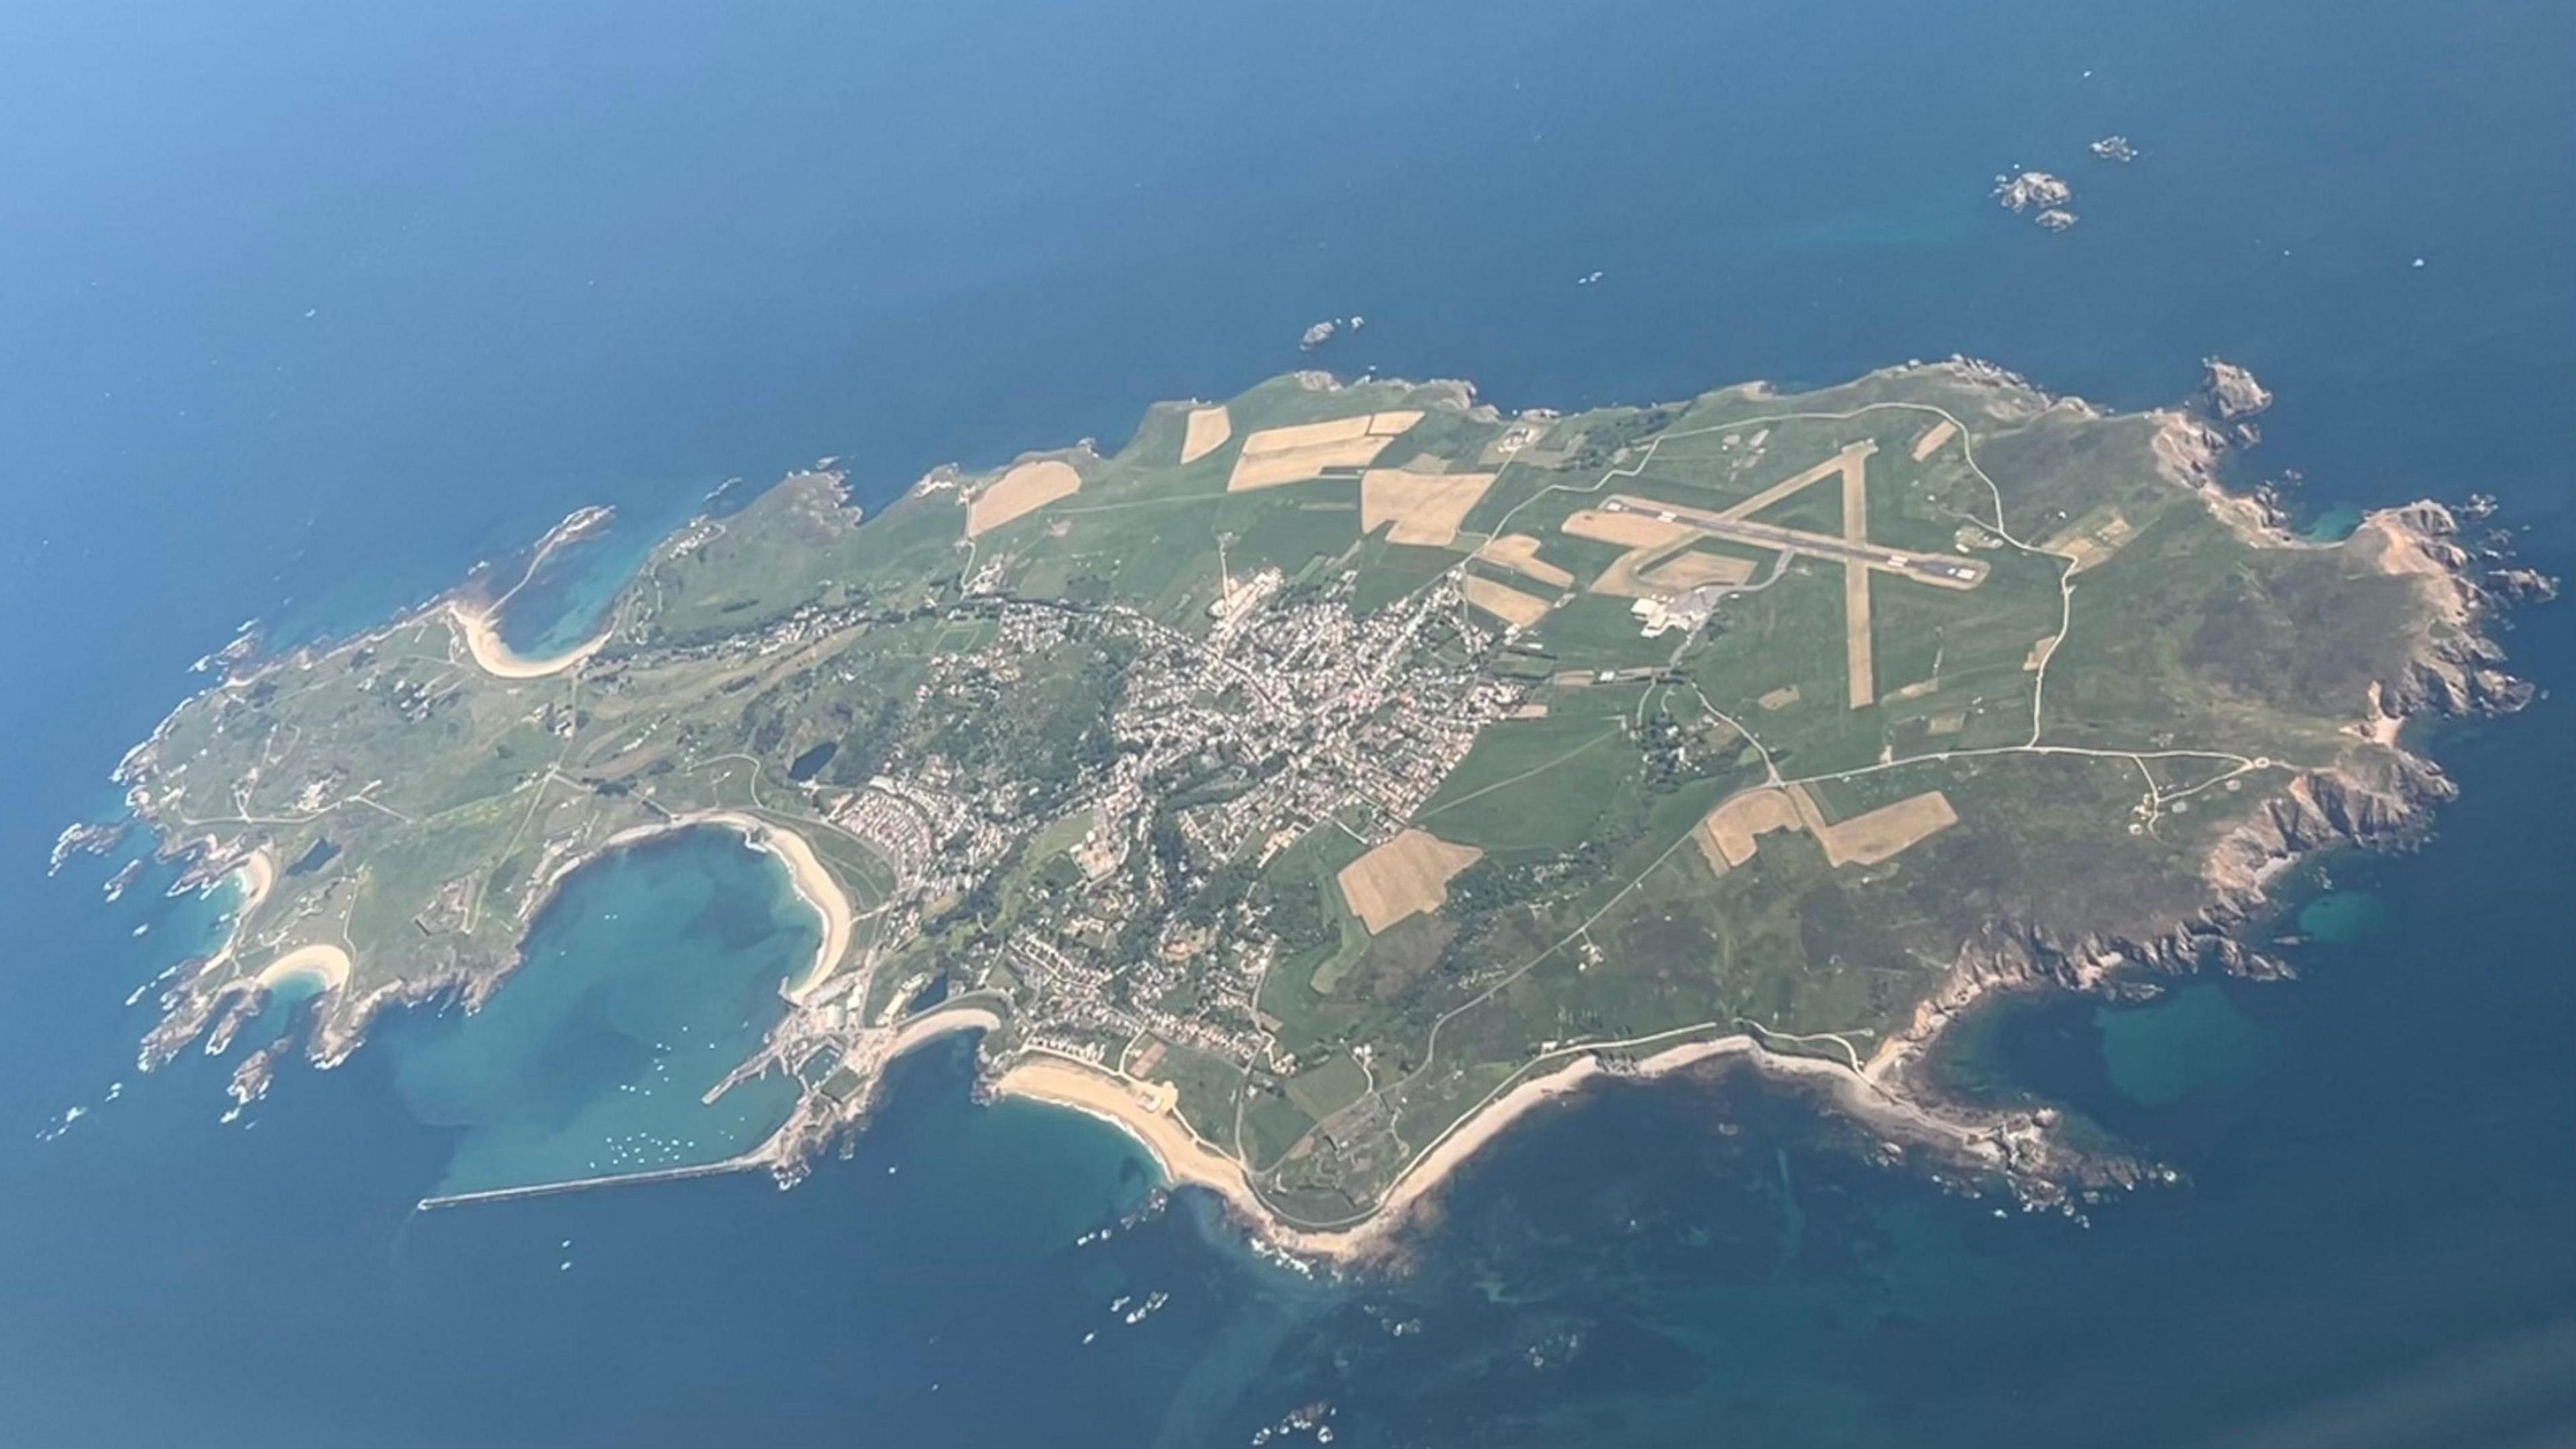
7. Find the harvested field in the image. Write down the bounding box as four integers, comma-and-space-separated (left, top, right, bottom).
1475, 533, 1576, 589
1756, 685, 1802, 711
1925, 710, 1967, 735
1228, 436, 1395, 492
1179, 405, 1233, 464
1337, 828, 1483, 934
1228, 413, 1422, 492
1361, 468, 1498, 547
1243, 415, 1375, 455
1564, 508, 1722, 599
1695, 788, 1805, 871
1910, 419, 1959, 461
1589, 535, 1694, 598
1462, 575, 1552, 629
1239, 411, 1422, 457
1792, 786, 1958, 867
1563, 508, 1695, 550
966, 459, 1081, 537
1694, 784, 1958, 873
1640, 549, 1756, 590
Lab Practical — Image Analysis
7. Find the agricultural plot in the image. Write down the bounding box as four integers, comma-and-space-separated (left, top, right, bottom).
1178, 405, 1232, 464
127, 354, 2491, 1229
1336, 829, 1484, 934
1462, 575, 1554, 629
1473, 533, 1577, 589
965, 458, 1083, 537
1359, 468, 1497, 547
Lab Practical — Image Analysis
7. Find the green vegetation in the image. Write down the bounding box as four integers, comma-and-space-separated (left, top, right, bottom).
121, 360, 2475, 1222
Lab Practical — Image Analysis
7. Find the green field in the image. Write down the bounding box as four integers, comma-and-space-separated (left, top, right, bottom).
121, 358, 2483, 1223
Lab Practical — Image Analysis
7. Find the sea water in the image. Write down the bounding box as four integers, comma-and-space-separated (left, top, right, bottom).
384, 828, 816, 1197
2, 0, 2569, 1445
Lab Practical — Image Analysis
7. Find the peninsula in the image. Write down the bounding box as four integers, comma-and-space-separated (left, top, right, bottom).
111, 360, 2541, 1260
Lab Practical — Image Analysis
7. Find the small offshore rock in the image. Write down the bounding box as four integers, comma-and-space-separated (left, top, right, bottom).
1993, 170, 2073, 213
2202, 358, 2274, 421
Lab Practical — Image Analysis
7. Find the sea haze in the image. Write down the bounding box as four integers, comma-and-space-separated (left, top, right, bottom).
1, 1, 2569, 1445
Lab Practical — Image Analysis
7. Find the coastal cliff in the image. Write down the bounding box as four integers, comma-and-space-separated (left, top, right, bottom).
1872, 476, 2548, 1181
93, 356, 2551, 1268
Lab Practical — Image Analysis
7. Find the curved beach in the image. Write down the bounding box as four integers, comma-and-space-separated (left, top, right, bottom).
588, 810, 855, 1005
444, 600, 609, 680
992, 1032, 1993, 1265
254, 943, 354, 994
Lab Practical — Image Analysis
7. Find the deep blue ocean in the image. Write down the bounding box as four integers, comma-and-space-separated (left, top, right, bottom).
3, 2, 2569, 1444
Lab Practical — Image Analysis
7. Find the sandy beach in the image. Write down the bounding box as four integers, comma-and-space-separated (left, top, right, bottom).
590, 810, 855, 1005
888, 1004, 1002, 1055
195, 847, 278, 980
988, 1055, 1293, 1238
991, 1029, 1992, 1265
231, 848, 276, 926
199, 847, 349, 1000
254, 942, 354, 994
444, 600, 608, 680
990, 1049, 1644, 1263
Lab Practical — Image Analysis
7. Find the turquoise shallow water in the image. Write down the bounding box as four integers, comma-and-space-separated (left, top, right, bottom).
386, 829, 816, 1195
0, 0, 2568, 1444
492, 492, 710, 660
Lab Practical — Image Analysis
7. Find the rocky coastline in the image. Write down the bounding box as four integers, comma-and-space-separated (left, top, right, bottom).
1866, 451, 2549, 1199
87, 356, 2552, 1267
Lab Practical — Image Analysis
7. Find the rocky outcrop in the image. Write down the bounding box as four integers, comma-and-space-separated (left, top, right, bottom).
1994, 170, 2073, 213
1299, 316, 1364, 351
48, 820, 128, 875
2202, 358, 2274, 421
1876, 449, 2550, 1199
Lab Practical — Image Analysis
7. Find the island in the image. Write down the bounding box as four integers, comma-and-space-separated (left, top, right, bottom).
1993, 170, 2077, 230
109, 360, 2541, 1261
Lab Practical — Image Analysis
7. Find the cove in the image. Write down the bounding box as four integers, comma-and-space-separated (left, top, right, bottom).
382, 827, 818, 1197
